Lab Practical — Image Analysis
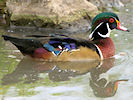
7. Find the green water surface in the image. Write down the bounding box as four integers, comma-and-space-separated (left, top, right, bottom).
0, 3, 133, 100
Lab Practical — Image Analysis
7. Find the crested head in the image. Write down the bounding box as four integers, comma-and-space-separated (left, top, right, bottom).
91, 12, 119, 31
89, 12, 129, 40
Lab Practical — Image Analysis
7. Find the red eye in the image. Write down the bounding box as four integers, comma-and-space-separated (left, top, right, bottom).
109, 18, 115, 23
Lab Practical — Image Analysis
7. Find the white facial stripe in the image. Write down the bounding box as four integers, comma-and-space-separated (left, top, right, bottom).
107, 22, 111, 33
97, 23, 111, 38
89, 22, 104, 39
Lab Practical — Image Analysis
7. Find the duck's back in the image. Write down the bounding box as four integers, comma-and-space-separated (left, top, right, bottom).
2, 35, 101, 61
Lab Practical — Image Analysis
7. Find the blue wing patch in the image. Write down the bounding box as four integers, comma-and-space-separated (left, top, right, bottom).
70, 43, 76, 49
43, 44, 61, 56
43, 38, 78, 56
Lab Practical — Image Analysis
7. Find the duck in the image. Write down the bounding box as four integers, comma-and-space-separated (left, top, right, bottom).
2, 12, 129, 61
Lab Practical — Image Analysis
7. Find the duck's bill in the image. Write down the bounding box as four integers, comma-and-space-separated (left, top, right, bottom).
117, 25, 130, 32
117, 79, 128, 82
116, 20, 130, 32
114, 79, 128, 91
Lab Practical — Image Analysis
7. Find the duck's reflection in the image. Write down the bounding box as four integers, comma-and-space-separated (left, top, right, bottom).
2, 57, 127, 98
89, 58, 128, 97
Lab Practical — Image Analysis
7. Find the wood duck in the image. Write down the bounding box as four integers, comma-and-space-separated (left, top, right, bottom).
2, 12, 129, 61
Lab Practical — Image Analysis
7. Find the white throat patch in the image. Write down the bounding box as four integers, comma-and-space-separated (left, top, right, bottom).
97, 23, 111, 38
89, 22, 112, 39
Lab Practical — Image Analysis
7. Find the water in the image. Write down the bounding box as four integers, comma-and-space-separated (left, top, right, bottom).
0, 4, 133, 100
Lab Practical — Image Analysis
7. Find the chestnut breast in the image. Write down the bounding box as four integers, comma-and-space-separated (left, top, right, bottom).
97, 38, 115, 59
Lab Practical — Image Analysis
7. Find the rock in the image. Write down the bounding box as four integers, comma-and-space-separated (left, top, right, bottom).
88, 0, 125, 12
121, 0, 133, 4
6, 0, 99, 33
0, 1, 7, 26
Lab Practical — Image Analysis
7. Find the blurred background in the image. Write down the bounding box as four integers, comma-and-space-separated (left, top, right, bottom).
0, 0, 133, 100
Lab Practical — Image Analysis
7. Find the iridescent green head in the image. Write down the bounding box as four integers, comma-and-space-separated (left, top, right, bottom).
89, 12, 129, 40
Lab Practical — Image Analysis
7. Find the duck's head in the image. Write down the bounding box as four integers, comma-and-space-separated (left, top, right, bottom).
89, 12, 129, 40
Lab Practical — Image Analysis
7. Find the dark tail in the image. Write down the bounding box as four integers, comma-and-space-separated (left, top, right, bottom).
2, 35, 43, 54
2, 35, 23, 43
